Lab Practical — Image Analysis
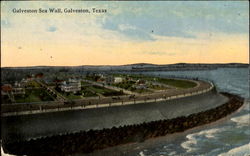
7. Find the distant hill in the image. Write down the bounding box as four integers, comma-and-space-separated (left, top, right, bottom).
1, 63, 248, 71
1, 63, 248, 84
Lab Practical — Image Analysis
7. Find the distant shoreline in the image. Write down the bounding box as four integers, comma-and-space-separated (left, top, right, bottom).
1, 63, 248, 69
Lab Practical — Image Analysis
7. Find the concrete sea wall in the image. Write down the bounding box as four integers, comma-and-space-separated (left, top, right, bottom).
2, 93, 244, 156
2, 88, 226, 142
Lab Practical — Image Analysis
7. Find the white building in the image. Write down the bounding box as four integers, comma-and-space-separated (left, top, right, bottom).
60, 78, 81, 93
114, 77, 123, 84
13, 82, 25, 94
12, 88, 25, 95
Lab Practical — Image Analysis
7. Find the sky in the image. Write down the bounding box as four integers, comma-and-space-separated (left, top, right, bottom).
1, 1, 249, 67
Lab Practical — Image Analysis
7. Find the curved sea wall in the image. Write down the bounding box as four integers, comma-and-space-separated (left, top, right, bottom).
2, 88, 226, 142
2, 92, 244, 156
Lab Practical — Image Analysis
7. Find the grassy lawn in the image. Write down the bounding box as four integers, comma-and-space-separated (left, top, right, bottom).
157, 78, 197, 88
113, 81, 135, 90
81, 90, 97, 97
61, 90, 98, 99
14, 89, 53, 103
81, 81, 90, 86
148, 84, 168, 90
26, 81, 41, 88
88, 85, 124, 96
63, 93, 83, 100
115, 74, 196, 89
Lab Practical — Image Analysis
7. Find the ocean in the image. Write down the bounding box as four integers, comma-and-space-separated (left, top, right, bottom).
130, 68, 249, 156
1, 68, 249, 156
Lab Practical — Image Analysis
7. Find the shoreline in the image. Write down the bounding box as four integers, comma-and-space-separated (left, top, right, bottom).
2, 92, 244, 156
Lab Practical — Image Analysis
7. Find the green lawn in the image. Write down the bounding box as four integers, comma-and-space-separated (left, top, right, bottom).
81, 90, 97, 97
14, 89, 53, 103
64, 93, 83, 100
88, 85, 124, 96
148, 84, 168, 90
81, 81, 90, 86
157, 78, 197, 88
62, 90, 97, 99
26, 81, 41, 88
114, 74, 197, 89
113, 81, 135, 90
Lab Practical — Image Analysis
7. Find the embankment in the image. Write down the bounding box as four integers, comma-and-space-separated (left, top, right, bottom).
1, 88, 226, 142
2, 92, 244, 156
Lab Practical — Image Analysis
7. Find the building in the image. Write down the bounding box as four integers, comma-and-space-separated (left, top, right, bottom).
11, 81, 26, 95
35, 73, 44, 79
114, 77, 123, 84
136, 79, 146, 85
60, 78, 81, 93
1, 84, 12, 95
12, 88, 25, 95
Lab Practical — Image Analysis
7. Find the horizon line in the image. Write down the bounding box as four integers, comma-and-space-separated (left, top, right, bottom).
1, 62, 249, 68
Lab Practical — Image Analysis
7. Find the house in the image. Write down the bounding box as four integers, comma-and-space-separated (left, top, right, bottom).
114, 77, 123, 84
26, 75, 33, 81
136, 79, 146, 85
12, 88, 25, 95
35, 73, 44, 79
60, 78, 81, 93
1, 84, 12, 95
13, 81, 25, 95
134, 79, 147, 89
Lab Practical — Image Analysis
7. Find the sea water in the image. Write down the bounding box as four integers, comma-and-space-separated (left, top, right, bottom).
135, 68, 249, 156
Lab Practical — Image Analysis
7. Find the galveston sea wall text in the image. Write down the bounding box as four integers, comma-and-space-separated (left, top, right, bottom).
12, 8, 107, 14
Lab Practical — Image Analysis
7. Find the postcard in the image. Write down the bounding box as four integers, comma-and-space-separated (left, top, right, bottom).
1, 1, 249, 156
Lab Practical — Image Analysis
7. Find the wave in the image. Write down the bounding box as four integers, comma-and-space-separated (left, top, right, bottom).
181, 128, 225, 153
242, 100, 250, 111
218, 142, 250, 156
231, 114, 250, 127
139, 151, 145, 156
1, 146, 16, 156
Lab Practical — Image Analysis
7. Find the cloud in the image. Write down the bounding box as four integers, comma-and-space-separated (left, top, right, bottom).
100, 1, 248, 41
102, 16, 195, 40
47, 26, 57, 32
118, 24, 136, 31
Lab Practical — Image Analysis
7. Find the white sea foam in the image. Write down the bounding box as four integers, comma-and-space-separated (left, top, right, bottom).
181, 134, 198, 153
243, 100, 250, 111
181, 128, 225, 153
168, 151, 177, 155
139, 151, 145, 156
231, 114, 250, 127
218, 143, 250, 156
1, 146, 16, 156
